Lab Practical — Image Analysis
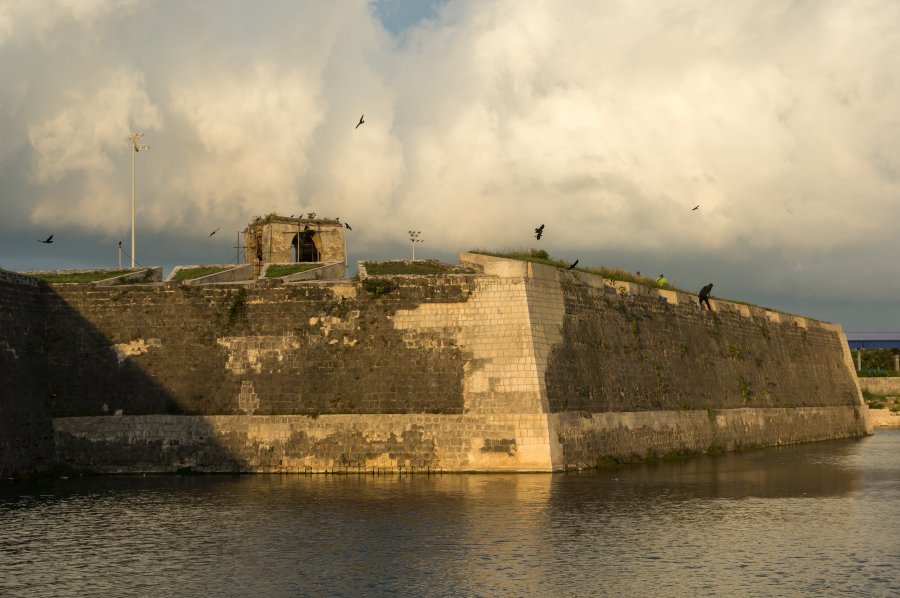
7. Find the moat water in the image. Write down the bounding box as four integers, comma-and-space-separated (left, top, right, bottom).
1, 430, 899, 597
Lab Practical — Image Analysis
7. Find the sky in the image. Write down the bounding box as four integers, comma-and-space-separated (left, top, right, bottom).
0, 0, 898, 331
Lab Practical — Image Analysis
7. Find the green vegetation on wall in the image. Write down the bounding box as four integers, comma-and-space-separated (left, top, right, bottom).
173, 267, 228, 281
362, 278, 399, 297
364, 261, 465, 276
30, 269, 144, 283
265, 263, 320, 278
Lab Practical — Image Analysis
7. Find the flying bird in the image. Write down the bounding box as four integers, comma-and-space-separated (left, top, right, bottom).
344, 222, 352, 231
356, 114, 365, 129
567, 260, 579, 270
534, 224, 544, 240
209, 228, 221, 237
692, 205, 700, 211
38, 235, 53, 244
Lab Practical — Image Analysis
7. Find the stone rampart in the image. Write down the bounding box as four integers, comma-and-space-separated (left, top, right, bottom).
866, 408, 900, 427
1, 254, 872, 474
857, 377, 900, 396
0, 271, 55, 477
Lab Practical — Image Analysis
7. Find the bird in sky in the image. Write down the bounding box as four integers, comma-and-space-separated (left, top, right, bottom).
534, 224, 544, 240
38, 235, 53, 244
356, 114, 365, 129
567, 259, 579, 270
344, 222, 352, 231
209, 228, 221, 237
692, 205, 699, 211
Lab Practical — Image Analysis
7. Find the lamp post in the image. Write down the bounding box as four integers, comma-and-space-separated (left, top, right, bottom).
128, 132, 149, 268
408, 230, 422, 260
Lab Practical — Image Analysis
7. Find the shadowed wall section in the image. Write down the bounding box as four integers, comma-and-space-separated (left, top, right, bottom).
0, 272, 54, 477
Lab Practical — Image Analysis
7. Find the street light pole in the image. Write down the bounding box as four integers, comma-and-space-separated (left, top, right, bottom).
128, 133, 149, 268
408, 230, 422, 260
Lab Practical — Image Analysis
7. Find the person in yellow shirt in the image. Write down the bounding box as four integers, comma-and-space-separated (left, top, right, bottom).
656, 273, 668, 287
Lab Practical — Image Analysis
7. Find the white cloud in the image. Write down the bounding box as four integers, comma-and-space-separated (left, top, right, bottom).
28, 70, 160, 182
3, 0, 900, 318
0, 0, 134, 47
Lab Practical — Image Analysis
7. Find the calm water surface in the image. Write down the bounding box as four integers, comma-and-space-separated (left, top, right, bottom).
2, 430, 899, 597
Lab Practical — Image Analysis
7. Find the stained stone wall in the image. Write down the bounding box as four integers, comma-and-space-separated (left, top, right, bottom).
43, 278, 475, 418
460, 252, 870, 469
0, 271, 55, 477
541, 275, 860, 413
53, 413, 550, 473
47, 273, 556, 472
857, 377, 900, 396
0, 253, 873, 474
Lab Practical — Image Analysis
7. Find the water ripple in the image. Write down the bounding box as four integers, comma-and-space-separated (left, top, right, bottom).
1, 431, 899, 597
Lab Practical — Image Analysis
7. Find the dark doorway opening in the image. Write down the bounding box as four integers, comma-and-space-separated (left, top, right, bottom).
292, 232, 319, 262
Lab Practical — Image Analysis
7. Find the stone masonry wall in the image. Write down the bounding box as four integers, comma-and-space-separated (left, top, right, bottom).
461, 253, 869, 470
54, 413, 550, 473
857, 377, 900, 396
3, 253, 872, 474
44, 278, 474, 418
552, 407, 868, 468
542, 275, 859, 413
0, 271, 55, 477
48, 273, 557, 472
533, 269, 866, 469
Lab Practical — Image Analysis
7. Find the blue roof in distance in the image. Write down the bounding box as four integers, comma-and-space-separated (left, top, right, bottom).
845, 332, 900, 349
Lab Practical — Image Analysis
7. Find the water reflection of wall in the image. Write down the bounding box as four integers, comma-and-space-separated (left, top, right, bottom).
4, 434, 894, 597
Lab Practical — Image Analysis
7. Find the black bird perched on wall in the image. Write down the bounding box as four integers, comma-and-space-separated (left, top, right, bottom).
38, 235, 53, 244
344, 222, 352, 231
209, 227, 221, 237
356, 114, 365, 129
534, 224, 544, 240
567, 259, 578, 270
692, 205, 700, 211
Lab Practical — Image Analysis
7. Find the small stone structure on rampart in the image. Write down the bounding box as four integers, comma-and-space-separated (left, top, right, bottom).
243, 214, 345, 277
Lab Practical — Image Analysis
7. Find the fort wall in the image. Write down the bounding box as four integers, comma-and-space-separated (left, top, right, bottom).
857, 377, 900, 396
0, 254, 872, 474
0, 271, 55, 477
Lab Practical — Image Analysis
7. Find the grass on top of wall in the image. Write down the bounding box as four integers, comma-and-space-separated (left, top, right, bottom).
469, 249, 666, 287
265, 263, 321, 278
172, 266, 229, 281
364, 261, 462, 276
29, 269, 144, 283
468, 248, 807, 317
